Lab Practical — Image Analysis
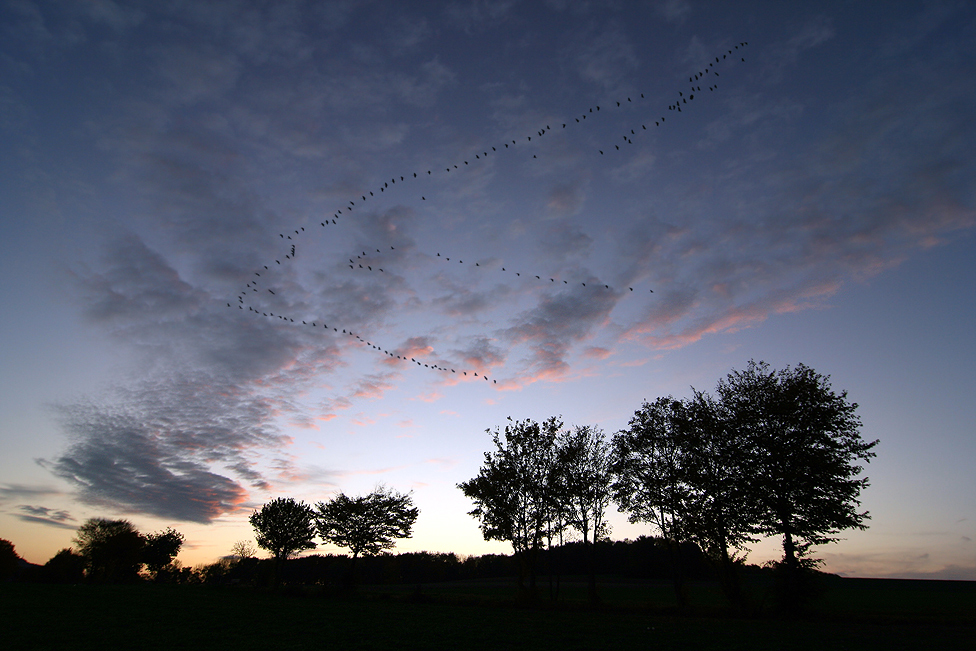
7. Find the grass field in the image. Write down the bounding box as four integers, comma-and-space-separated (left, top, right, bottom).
3, 577, 974, 650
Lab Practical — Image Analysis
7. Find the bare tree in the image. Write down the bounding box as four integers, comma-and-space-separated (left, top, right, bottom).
231, 539, 257, 561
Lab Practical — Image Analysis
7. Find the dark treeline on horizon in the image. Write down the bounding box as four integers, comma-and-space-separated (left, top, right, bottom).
3, 534, 736, 588
1, 360, 880, 617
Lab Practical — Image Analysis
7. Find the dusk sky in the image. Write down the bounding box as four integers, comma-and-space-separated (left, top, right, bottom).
1, 0, 974, 579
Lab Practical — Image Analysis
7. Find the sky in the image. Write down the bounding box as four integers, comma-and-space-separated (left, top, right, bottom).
1, 0, 974, 580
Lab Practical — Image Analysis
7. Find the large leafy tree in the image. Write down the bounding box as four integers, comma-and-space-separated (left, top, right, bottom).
458, 416, 562, 598
611, 397, 695, 606
556, 424, 613, 602
73, 518, 145, 583
717, 361, 878, 567
680, 390, 757, 607
717, 360, 878, 609
142, 527, 185, 578
315, 485, 419, 585
249, 497, 316, 584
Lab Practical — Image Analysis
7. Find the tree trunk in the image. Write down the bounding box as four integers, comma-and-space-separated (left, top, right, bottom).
717, 542, 743, 610
668, 538, 688, 609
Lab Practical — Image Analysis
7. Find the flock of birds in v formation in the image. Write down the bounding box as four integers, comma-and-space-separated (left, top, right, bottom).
227, 43, 750, 386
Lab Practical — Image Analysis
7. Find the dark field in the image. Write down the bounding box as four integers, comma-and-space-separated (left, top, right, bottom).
4, 577, 974, 650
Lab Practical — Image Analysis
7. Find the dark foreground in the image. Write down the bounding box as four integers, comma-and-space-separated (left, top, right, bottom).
3, 577, 974, 650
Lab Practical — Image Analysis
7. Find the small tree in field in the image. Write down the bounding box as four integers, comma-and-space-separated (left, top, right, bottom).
249, 497, 316, 585
611, 397, 696, 607
231, 539, 257, 561
315, 485, 419, 587
142, 527, 185, 579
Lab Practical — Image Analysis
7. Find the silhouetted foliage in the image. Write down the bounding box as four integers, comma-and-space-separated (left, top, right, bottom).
73, 518, 145, 583
611, 397, 695, 607
556, 424, 613, 602
0, 538, 21, 580
315, 485, 419, 587
717, 360, 878, 612
42, 548, 86, 584
142, 527, 185, 579
458, 416, 563, 599
680, 390, 757, 609
250, 497, 316, 585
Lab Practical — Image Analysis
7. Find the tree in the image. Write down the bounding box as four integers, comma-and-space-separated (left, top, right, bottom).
680, 390, 757, 608
556, 424, 613, 602
458, 416, 562, 599
716, 360, 878, 609
611, 397, 694, 607
315, 485, 419, 587
43, 548, 86, 584
249, 497, 316, 585
142, 527, 185, 579
0, 538, 20, 580
73, 518, 145, 583
231, 539, 257, 561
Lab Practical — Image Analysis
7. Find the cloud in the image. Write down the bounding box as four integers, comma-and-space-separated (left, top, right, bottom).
655, 0, 690, 25
546, 183, 585, 216
444, 1, 516, 33
43, 375, 291, 523
17, 505, 74, 521
0, 483, 63, 502
610, 47, 976, 351
14, 505, 76, 530
576, 23, 639, 90
761, 17, 836, 83
505, 286, 619, 382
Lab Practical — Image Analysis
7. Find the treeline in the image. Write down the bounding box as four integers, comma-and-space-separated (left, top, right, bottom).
0, 519, 184, 584
458, 360, 878, 611
201, 537, 718, 587
2, 534, 721, 587
2, 361, 878, 615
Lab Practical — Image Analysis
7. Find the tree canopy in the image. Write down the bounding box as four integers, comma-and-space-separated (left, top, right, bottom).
142, 527, 185, 577
315, 485, 419, 559
716, 360, 878, 567
249, 497, 317, 563
458, 418, 562, 561
73, 518, 145, 583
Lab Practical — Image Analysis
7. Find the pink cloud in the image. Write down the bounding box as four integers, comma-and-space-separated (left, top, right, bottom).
582, 346, 612, 360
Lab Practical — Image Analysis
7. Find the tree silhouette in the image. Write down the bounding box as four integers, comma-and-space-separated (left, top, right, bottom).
611, 397, 694, 607
249, 497, 316, 585
458, 416, 562, 599
680, 390, 757, 609
556, 424, 613, 602
315, 485, 419, 587
142, 527, 185, 579
231, 539, 257, 561
0, 538, 20, 580
717, 360, 878, 611
73, 519, 145, 583
43, 548, 86, 583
